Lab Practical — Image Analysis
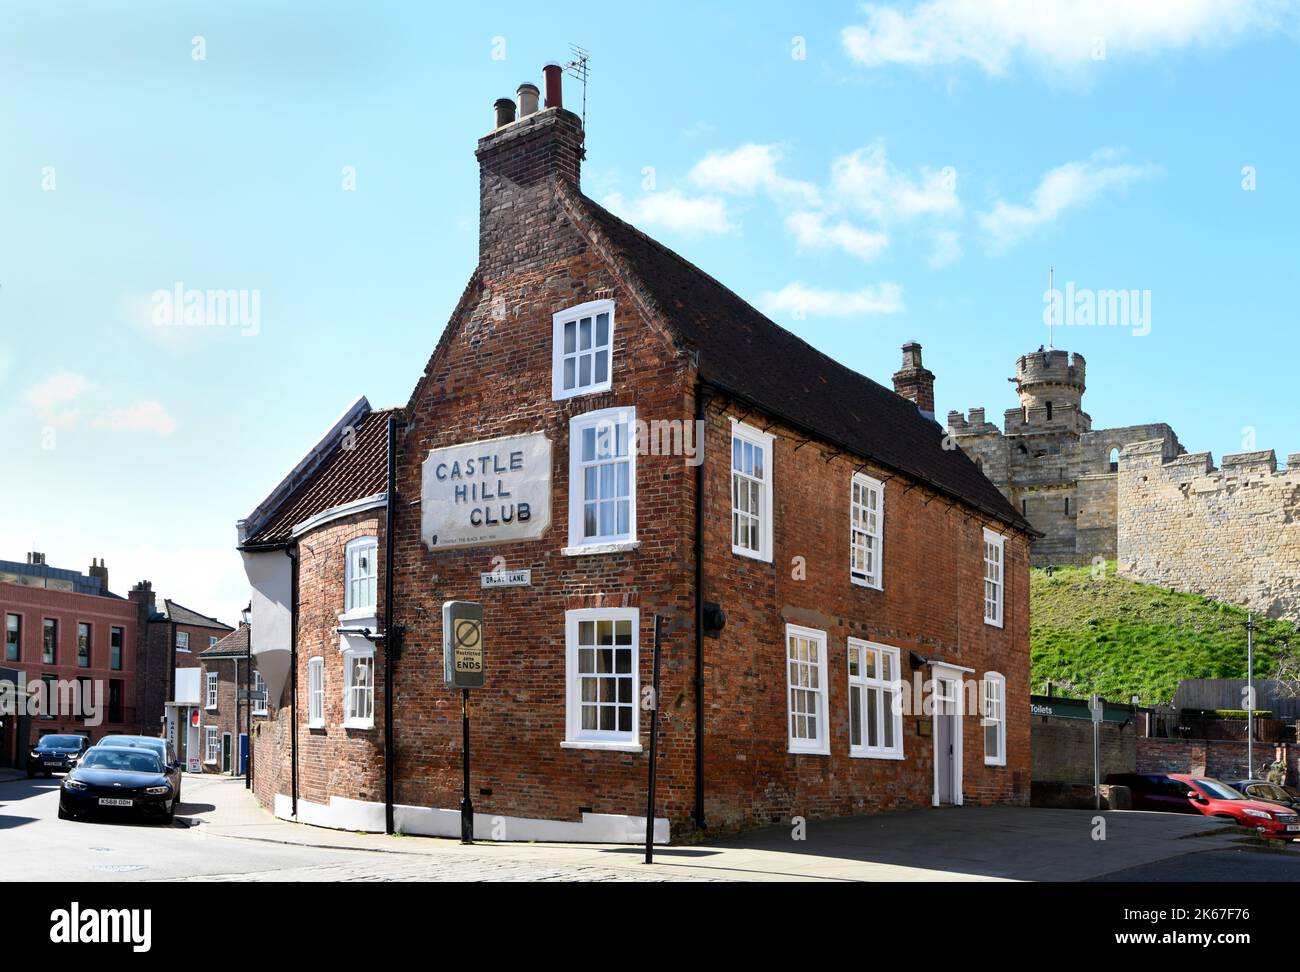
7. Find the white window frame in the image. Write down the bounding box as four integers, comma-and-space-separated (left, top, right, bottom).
205, 671, 218, 710
566, 407, 637, 552
344, 536, 378, 619
785, 624, 829, 755
253, 670, 269, 717
847, 638, 904, 760
983, 528, 1005, 628
730, 420, 774, 563
209, 636, 218, 648
342, 644, 375, 729
176, 630, 189, 652
552, 299, 615, 401
983, 672, 1007, 767
850, 473, 884, 589
204, 726, 219, 765
306, 658, 324, 728
562, 607, 640, 752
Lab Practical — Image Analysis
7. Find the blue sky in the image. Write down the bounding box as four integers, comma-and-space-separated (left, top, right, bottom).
3, 0, 1298, 624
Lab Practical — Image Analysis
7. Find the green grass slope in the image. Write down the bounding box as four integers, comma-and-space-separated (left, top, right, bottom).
1031, 563, 1299, 705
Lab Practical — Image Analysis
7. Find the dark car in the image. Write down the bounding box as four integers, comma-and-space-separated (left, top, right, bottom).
90, 735, 182, 802
1228, 780, 1300, 812
58, 746, 178, 824
1106, 772, 1300, 838
26, 734, 91, 777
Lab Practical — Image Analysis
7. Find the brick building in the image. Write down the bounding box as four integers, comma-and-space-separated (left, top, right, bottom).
192, 624, 267, 775
239, 66, 1034, 841
0, 553, 229, 767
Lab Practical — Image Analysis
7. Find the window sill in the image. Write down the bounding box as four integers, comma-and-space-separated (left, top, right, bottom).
850, 576, 883, 591
984, 618, 1004, 630
731, 545, 772, 564
849, 750, 905, 761
307, 720, 325, 730
338, 609, 378, 626
561, 739, 643, 753
561, 540, 640, 557
984, 757, 1007, 768
343, 720, 374, 731
205, 706, 217, 712
553, 382, 613, 403
787, 746, 830, 757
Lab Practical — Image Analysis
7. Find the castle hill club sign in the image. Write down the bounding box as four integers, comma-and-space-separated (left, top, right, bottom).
421, 432, 552, 549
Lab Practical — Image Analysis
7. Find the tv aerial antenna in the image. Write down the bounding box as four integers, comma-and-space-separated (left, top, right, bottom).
565, 44, 590, 156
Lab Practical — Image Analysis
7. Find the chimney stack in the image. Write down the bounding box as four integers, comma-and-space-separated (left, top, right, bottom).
27, 551, 45, 566
476, 63, 584, 271
88, 557, 109, 593
892, 341, 936, 422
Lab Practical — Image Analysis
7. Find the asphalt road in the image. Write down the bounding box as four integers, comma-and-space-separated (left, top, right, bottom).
0, 774, 697, 881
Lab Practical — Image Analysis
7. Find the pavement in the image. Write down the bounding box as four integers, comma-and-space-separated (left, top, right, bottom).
4, 769, 1290, 881
174, 775, 1260, 882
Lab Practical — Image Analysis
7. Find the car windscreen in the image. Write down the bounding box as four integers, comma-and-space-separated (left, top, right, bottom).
100, 738, 165, 753
1250, 784, 1291, 802
1194, 779, 1246, 800
38, 735, 85, 749
79, 750, 163, 774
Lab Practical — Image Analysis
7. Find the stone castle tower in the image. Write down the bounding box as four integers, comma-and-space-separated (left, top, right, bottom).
948, 346, 1182, 566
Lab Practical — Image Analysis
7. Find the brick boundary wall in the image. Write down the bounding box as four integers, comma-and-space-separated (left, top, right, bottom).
1136, 737, 1300, 785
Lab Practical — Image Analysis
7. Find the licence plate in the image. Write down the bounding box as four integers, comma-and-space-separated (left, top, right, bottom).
1286, 824, 1300, 832
98, 798, 133, 807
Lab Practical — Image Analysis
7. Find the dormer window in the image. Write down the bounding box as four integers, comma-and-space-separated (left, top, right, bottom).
552, 300, 615, 400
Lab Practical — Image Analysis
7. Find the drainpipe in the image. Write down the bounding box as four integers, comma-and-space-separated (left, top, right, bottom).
693, 382, 713, 831
383, 412, 399, 835
288, 543, 300, 819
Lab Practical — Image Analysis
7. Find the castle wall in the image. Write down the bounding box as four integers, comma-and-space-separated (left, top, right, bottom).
1118, 440, 1300, 622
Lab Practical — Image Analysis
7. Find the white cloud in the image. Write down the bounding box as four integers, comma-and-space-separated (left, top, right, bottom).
22, 370, 92, 410
603, 190, 735, 237
830, 142, 961, 222
978, 150, 1158, 249
89, 400, 178, 437
691, 144, 820, 205
928, 228, 963, 268
758, 281, 904, 319
841, 0, 1295, 75
786, 211, 890, 262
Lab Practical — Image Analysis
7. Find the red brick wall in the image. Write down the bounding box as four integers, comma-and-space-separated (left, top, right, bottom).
0, 581, 142, 746
256, 511, 387, 808
699, 394, 1030, 828
197, 654, 265, 773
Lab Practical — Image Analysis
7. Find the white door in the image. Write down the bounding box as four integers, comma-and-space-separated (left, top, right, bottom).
932, 670, 964, 806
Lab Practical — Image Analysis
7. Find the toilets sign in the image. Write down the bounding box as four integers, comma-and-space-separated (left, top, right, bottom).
421, 432, 552, 549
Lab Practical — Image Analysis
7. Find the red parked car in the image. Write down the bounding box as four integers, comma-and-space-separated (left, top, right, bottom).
1106, 772, 1300, 839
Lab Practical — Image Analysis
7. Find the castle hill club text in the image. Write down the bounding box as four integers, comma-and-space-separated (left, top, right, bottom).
431, 448, 532, 528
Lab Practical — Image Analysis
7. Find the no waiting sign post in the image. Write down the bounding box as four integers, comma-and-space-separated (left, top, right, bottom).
444, 601, 484, 844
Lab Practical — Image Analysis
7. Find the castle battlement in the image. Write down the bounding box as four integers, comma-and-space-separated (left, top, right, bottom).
1122, 442, 1300, 486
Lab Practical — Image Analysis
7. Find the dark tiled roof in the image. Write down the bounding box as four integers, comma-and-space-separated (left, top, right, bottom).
164, 599, 232, 631
241, 407, 394, 548
201, 623, 249, 657
571, 192, 1033, 534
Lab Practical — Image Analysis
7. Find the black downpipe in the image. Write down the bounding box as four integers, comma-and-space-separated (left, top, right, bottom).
288, 543, 299, 819
693, 383, 713, 831
383, 413, 399, 835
